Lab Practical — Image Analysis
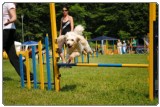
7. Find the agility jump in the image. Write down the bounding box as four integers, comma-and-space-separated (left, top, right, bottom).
19, 35, 53, 90
50, 3, 157, 101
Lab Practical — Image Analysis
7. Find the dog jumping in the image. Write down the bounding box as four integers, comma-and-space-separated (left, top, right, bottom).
57, 25, 93, 63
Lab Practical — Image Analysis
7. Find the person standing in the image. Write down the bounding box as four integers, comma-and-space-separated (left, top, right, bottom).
126, 40, 131, 53
117, 39, 122, 54
58, 5, 74, 63
132, 38, 137, 53
122, 40, 127, 54
3, 3, 33, 80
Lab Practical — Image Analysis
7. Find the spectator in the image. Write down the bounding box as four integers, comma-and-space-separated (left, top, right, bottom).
132, 38, 137, 53
117, 39, 122, 54
126, 40, 131, 53
122, 40, 127, 54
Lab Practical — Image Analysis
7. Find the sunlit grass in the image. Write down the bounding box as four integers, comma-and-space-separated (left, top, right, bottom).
3, 54, 158, 105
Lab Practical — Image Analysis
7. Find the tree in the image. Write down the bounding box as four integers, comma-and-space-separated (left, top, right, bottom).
15, 3, 150, 43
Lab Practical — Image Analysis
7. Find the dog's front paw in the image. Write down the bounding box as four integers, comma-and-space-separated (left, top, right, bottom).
82, 50, 87, 55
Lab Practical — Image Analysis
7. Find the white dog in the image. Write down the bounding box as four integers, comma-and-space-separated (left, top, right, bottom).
57, 25, 93, 63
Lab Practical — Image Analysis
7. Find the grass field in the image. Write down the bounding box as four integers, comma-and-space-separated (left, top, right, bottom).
3, 54, 158, 105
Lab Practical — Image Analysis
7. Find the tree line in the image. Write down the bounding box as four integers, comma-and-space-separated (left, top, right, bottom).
15, 3, 151, 43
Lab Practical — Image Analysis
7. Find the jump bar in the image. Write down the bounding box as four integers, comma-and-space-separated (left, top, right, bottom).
57, 63, 149, 68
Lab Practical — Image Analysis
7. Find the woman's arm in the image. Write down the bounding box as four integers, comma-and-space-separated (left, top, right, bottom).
69, 16, 74, 31
59, 18, 63, 36
4, 8, 17, 26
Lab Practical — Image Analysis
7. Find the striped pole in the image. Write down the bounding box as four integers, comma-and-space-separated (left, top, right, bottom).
45, 35, 52, 90
19, 54, 25, 88
32, 46, 37, 89
57, 63, 149, 68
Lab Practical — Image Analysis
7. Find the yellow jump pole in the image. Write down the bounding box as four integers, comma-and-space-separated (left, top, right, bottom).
106, 40, 108, 54
50, 3, 60, 91
25, 50, 31, 89
149, 3, 156, 101
38, 41, 44, 90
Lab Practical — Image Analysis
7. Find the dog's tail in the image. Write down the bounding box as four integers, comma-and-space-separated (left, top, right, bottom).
74, 25, 84, 35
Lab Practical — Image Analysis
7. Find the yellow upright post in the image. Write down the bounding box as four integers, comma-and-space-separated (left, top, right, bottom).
149, 3, 156, 101
50, 3, 60, 91
114, 45, 116, 53
106, 40, 108, 54
25, 50, 31, 89
38, 41, 44, 90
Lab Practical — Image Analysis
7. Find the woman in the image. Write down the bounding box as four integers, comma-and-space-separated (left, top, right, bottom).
58, 5, 74, 63
3, 3, 33, 80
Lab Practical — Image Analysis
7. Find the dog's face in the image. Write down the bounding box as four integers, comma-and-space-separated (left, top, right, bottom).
65, 32, 79, 49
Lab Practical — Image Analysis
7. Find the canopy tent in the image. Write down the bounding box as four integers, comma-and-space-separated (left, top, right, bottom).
88, 36, 118, 41
88, 36, 118, 55
22, 41, 38, 45
22, 41, 38, 51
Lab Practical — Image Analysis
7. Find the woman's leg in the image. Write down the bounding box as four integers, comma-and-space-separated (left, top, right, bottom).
3, 29, 33, 80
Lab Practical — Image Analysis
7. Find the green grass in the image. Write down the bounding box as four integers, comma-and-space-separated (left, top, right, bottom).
3, 54, 158, 105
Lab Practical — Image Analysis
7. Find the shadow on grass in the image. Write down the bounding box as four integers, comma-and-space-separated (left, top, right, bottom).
61, 84, 77, 91
119, 88, 149, 98
3, 77, 13, 81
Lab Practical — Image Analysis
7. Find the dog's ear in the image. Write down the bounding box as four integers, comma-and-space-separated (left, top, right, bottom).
64, 33, 68, 40
57, 35, 66, 43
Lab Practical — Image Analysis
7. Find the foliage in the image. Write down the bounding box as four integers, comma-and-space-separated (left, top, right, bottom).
15, 3, 150, 43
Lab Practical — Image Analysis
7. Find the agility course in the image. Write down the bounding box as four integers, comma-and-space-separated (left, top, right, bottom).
19, 35, 53, 90
17, 3, 158, 102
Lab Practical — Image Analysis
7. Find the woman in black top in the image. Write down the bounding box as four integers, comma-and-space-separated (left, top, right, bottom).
59, 5, 74, 63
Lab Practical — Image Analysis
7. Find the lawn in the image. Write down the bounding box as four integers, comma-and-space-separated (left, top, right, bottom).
2, 54, 158, 105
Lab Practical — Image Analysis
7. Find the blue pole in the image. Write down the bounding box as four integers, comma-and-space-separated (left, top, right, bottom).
74, 57, 78, 63
96, 50, 98, 58
45, 36, 52, 90
19, 54, 25, 88
76, 57, 78, 63
81, 54, 84, 63
32, 46, 37, 89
